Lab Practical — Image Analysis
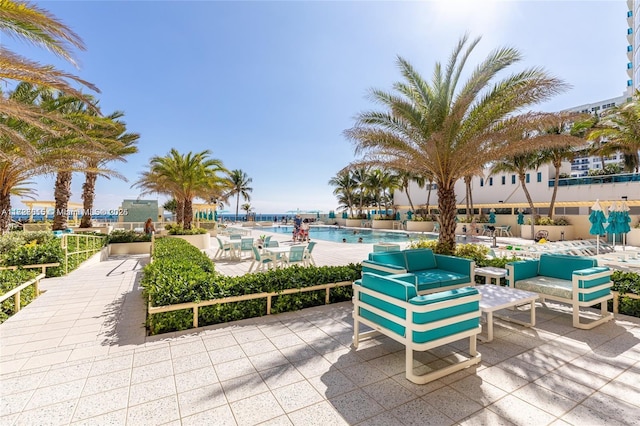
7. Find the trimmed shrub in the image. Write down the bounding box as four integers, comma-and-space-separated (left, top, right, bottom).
142, 237, 360, 334
108, 230, 151, 243
0, 269, 39, 323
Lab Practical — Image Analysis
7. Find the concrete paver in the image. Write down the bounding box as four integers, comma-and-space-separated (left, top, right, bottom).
1, 232, 639, 425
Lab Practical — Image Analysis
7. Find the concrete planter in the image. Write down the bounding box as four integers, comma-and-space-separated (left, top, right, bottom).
627, 228, 640, 246
520, 225, 574, 241
371, 220, 393, 230
108, 242, 152, 255
346, 219, 363, 227
23, 223, 51, 232
167, 233, 211, 250
405, 221, 434, 232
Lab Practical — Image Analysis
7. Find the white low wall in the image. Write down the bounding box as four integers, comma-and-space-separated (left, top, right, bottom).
108, 242, 152, 255
166, 234, 211, 250
406, 221, 435, 232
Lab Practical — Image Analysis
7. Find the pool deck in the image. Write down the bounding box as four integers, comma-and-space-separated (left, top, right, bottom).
1, 232, 639, 425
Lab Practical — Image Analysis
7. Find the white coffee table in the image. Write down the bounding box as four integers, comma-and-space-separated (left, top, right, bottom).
476, 285, 538, 342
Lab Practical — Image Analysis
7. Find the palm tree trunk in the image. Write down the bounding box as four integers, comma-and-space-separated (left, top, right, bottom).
176, 199, 184, 225
235, 195, 240, 222
437, 181, 457, 255
519, 174, 536, 240
548, 160, 561, 220
0, 191, 11, 235
425, 180, 433, 217
80, 171, 97, 228
405, 185, 415, 212
464, 176, 472, 220
183, 198, 193, 229
53, 170, 72, 231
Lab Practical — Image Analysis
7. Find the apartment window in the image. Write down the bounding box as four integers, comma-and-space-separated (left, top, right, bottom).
628, 79, 634, 87
489, 177, 493, 186
525, 173, 530, 183
629, 45, 634, 52
628, 10, 633, 17
628, 62, 633, 69
501, 176, 505, 185
628, 28, 633, 35
537, 172, 542, 182
480, 178, 484, 187
511, 175, 516, 184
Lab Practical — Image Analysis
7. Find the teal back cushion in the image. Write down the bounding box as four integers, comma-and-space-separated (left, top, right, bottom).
359, 273, 416, 338
538, 254, 596, 281
368, 251, 406, 268
404, 249, 437, 271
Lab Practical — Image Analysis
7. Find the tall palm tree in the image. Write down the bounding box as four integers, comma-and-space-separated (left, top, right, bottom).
345, 35, 571, 252
329, 170, 356, 218
0, 0, 99, 152
134, 149, 228, 229
587, 91, 640, 173
395, 170, 420, 213
350, 166, 369, 217
227, 169, 253, 222
490, 152, 543, 239
79, 111, 139, 228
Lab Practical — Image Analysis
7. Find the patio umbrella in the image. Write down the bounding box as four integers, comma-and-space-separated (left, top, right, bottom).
395, 212, 401, 220
407, 211, 413, 220
619, 201, 632, 250
342, 211, 348, 219
213, 209, 218, 221
328, 211, 335, 219
589, 200, 607, 255
208, 211, 214, 221
608, 201, 620, 247
488, 210, 496, 224
517, 210, 525, 225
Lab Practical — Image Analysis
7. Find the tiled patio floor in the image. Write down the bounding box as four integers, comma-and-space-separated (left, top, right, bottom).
1, 234, 639, 425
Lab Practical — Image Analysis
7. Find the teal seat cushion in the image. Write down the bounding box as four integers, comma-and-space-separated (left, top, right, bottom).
515, 277, 572, 299
404, 249, 436, 272
415, 269, 468, 287
368, 252, 407, 268
538, 254, 596, 281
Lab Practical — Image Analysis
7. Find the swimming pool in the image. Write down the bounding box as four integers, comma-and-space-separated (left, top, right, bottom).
260, 225, 427, 244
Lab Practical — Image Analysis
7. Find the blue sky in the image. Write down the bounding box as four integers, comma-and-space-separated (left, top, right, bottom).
10, 0, 629, 215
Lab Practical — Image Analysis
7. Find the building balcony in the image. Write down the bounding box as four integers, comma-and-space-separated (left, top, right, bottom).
549, 172, 640, 187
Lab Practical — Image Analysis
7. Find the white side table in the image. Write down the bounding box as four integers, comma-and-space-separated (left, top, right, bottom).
474, 266, 507, 285
476, 285, 538, 342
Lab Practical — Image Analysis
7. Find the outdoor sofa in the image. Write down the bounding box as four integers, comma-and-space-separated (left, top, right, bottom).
353, 272, 482, 384
506, 253, 613, 329
361, 248, 474, 294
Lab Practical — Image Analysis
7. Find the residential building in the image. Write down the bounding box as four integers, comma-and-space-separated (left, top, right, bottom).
627, 0, 639, 94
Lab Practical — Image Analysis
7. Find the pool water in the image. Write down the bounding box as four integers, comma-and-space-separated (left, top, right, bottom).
261, 225, 428, 244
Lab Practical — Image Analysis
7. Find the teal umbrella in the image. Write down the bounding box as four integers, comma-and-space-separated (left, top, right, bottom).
214, 210, 218, 221
589, 200, 607, 255
328, 211, 335, 219
208, 211, 214, 221
517, 211, 525, 225
620, 201, 631, 249
608, 201, 620, 247
407, 211, 413, 220
395, 212, 401, 220
488, 211, 496, 224
342, 211, 348, 219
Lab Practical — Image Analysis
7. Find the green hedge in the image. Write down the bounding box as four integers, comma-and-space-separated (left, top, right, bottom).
143, 237, 360, 334
108, 230, 151, 243
0, 231, 107, 277
0, 269, 39, 323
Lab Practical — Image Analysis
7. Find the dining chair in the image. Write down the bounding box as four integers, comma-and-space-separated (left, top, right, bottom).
239, 238, 254, 259
248, 246, 277, 272
214, 237, 232, 259
304, 241, 317, 266
284, 245, 307, 267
